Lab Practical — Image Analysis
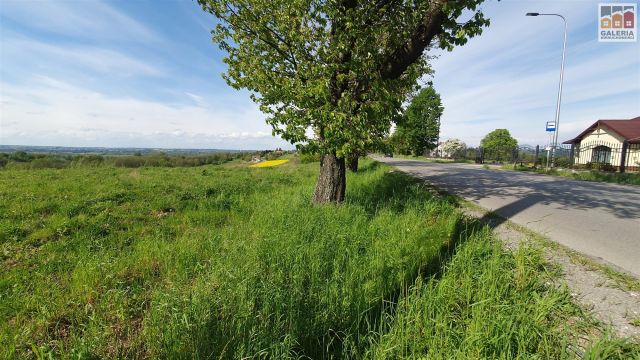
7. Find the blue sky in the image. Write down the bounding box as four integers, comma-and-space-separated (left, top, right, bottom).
0, 0, 639, 149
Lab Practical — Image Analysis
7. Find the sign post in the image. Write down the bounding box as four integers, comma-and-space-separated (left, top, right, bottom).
545, 122, 556, 168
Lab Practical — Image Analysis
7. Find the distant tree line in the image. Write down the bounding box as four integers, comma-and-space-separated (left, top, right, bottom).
0, 150, 286, 170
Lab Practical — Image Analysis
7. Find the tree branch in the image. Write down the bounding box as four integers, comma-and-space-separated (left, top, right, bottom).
380, 0, 448, 80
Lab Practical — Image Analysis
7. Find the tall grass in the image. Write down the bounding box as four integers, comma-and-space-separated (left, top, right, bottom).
370, 234, 581, 358
0, 158, 636, 358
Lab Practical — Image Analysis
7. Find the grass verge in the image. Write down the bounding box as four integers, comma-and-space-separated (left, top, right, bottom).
505, 164, 640, 186
457, 197, 640, 294
0, 158, 637, 358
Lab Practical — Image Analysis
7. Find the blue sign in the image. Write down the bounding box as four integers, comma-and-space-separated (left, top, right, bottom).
546, 121, 556, 132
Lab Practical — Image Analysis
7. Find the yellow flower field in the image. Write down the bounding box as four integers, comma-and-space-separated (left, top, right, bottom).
250, 159, 289, 168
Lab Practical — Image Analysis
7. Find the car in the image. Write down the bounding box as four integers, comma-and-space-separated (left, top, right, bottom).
384, 152, 393, 158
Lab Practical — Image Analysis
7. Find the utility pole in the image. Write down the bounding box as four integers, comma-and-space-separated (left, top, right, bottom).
526, 12, 567, 168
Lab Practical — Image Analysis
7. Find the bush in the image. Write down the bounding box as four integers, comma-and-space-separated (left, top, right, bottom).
585, 162, 616, 172
9, 151, 31, 162
555, 157, 571, 168
263, 151, 284, 160
144, 154, 171, 167
73, 155, 104, 167
299, 153, 321, 163
114, 156, 146, 168
30, 158, 69, 169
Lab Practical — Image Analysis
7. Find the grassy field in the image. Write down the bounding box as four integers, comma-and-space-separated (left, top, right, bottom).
1, 157, 637, 358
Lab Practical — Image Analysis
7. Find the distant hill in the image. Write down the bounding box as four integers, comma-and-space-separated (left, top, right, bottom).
519, 144, 538, 151
0, 145, 251, 155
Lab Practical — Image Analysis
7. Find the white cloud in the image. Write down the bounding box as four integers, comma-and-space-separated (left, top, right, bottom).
1, 37, 163, 77
0, 76, 290, 149
1, 0, 638, 151
0, 0, 159, 43
431, 0, 640, 147
185, 92, 206, 106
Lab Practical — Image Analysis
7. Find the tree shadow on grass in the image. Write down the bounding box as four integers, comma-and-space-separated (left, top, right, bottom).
356, 160, 382, 173
192, 164, 487, 359
327, 214, 485, 358
316, 168, 487, 357
346, 169, 459, 217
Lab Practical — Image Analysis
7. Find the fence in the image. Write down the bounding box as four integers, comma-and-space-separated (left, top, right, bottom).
438, 141, 640, 173
571, 141, 640, 172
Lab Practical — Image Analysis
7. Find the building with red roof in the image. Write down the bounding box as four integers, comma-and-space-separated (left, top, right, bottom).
563, 116, 640, 171
623, 6, 635, 29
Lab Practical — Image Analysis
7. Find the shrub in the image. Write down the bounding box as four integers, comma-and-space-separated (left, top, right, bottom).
144, 154, 171, 167
30, 158, 69, 169
263, 151, 283, 160
9, 151, 31, 162
555, 157, 571, 168
74, 155, 105, 167
299, 153, 321, 163
585, 162, 616, 172
114, 156, 146, 168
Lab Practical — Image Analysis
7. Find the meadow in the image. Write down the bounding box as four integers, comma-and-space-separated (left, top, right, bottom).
0, 155, 637, 358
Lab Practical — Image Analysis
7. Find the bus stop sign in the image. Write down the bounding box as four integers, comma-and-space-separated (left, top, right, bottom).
546, 121, 556, 132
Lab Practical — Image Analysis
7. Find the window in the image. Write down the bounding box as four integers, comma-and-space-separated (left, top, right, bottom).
591, 145, 611, 164
614, 20, 621, 27
626, 20, 632, 27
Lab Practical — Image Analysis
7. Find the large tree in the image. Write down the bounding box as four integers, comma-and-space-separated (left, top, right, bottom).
198, 0, 489, 203
394, 85, 443, 156
480, 129, 518, 162
442, 138, 466, 158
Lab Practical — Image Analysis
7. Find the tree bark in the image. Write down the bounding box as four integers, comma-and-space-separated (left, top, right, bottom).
313, 152, 346, 204
381, 2, 447, 80
347, 155, 359, 172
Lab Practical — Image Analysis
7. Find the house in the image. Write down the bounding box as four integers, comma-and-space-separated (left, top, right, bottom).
624, 6, 635, 28
563, 116, 640, 171
612, 6, 623, 28
601, 5, 612, 28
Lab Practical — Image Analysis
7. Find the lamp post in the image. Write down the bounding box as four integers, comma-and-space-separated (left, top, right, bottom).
436, 113, 441, 158
526, 12, 567, 168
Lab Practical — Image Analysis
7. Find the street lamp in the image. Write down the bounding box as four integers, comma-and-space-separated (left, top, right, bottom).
526, 12, 567, 168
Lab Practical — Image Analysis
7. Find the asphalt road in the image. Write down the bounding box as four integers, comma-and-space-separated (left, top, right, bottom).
375, 157, 640, 277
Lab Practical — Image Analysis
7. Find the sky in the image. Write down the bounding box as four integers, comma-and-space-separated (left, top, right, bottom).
0, 0, 639, 150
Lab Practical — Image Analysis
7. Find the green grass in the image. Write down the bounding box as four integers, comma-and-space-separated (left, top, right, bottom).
456, 199, 640, 294
507, 164, 640, 186
1, 158, 637, 358
369, 237, 595, 359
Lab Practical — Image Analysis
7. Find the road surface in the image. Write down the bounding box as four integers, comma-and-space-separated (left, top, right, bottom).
375, 157, 640, 277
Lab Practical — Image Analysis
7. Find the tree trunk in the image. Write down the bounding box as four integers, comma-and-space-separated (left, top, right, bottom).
347, 155, 358, 172
313, 152, 346, 204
